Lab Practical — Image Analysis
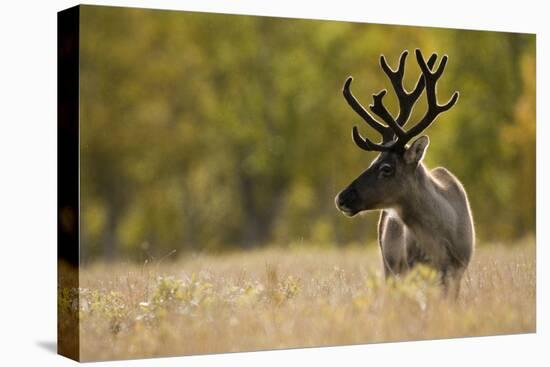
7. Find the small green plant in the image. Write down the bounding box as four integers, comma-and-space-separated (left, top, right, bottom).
384, 264, 441, 310
78, 288, 129, 334
265, 265, 301, 305
136, 274, 214, 322
280, 275, 301, 300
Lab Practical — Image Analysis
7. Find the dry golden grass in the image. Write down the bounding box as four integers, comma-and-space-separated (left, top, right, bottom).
74, 241, 535, 361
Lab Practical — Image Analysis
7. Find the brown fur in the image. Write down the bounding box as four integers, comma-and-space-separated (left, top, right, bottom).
336, 140, 475, 297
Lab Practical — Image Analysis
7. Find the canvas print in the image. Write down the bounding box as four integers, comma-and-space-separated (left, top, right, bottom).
58, 5, 536, 362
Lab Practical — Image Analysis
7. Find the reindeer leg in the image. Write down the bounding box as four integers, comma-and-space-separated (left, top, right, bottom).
440, 266, 464, 299
379, 211, 408, 280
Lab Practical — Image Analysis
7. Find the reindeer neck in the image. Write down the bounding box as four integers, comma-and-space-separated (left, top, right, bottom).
394, 163, 445, 231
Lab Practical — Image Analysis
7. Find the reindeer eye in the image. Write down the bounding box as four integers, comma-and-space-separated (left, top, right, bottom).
379, 164, 394, 177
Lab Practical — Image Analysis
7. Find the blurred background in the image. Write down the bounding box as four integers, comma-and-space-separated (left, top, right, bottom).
79, 6, 535, 263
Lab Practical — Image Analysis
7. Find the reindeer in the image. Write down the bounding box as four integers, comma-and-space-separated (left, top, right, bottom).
335, 49, 474, 297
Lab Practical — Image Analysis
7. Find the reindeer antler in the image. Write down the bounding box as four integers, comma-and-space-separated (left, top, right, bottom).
343, 49, 458, 153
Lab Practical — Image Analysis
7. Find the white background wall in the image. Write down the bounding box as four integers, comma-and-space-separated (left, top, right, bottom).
0, 0, 547, 365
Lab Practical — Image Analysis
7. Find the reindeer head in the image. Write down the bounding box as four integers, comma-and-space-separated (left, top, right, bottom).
335, 49, 459, 217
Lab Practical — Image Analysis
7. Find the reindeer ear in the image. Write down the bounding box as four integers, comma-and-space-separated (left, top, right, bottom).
404, 136, 430, 165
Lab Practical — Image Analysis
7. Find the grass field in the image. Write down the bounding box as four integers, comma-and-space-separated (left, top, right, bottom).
72, 240, 535, 361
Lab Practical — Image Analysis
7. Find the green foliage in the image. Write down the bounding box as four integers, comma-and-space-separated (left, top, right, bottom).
79, 6, 536, 262
78, 288, 129, 334
58, 287, 79, 316
136, 275, 215, 322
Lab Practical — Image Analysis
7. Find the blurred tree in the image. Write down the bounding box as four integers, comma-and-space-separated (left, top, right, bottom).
78, 6, 536, 262
500, 50, 536, 236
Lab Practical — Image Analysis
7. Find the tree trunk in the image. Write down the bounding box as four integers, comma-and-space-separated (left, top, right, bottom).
102, 203, 118, 261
